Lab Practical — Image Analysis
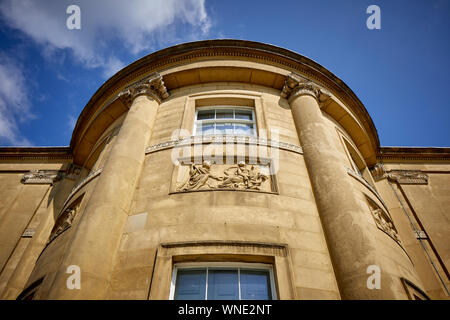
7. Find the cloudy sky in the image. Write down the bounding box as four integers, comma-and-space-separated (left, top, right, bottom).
0, 0, 448, 147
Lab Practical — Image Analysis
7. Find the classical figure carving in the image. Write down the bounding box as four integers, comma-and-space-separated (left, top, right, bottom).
180, 161, 221, 191
48, 207, 77, 242
178, 161, 269, 192
218, 161, 268, 190
369, 204, 400, 243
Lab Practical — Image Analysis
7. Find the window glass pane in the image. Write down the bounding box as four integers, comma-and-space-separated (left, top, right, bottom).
215, 109, 234, 119
197, 123, 214, 135
197, 110, 215, 120
215, 123, 233, 135
174, 269, 207, 300
240, 270, 271, 300
234, 123, 253, 135
207, 269, 239, 300
235, 110, 252, 120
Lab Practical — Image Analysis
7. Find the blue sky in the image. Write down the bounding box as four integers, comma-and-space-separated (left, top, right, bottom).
0, 0, 448, 147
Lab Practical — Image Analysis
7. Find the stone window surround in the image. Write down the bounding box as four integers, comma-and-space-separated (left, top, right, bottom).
336, 127, 376, 189
169, 261, 277, 300
149, 241, 297, 300
179, 91, 269, 140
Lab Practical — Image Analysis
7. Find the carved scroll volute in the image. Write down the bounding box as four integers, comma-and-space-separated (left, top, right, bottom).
118, 72, 169, 108
281, 72, 331, 106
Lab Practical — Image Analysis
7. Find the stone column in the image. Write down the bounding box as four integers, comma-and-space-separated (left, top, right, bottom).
282, 73, 395, 299
46, 73, 168, 299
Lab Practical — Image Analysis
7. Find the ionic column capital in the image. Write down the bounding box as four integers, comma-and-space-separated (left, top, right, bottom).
281, 72, 330, 106
118, 72, 169, 107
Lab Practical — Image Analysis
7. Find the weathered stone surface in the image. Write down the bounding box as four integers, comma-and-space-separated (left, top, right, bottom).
0, 40, 448, 301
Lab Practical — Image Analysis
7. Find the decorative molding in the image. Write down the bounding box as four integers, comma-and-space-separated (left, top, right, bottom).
387, 170, 429, 185
281, 72, 330, 105
160, 240, 287, 251
414, 230, 428, 240
20, 170, 63, 185
21, 228, 36, 238
20, 164, 83, 185
61, 167, 102, 210
370, 164, 429, 185
145, 135, 303, 155
118, 72, 169, 106
378, 147, 450, 162
71, 41, 380, 164
0, 147, 72, 161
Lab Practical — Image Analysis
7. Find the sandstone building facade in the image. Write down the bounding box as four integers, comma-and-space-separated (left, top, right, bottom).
0, 40, 448, 300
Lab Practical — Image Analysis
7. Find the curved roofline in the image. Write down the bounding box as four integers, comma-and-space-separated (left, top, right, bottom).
70, 39, 380, 153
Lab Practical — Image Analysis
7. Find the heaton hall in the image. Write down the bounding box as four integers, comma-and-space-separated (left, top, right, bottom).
0, 40, 448, 300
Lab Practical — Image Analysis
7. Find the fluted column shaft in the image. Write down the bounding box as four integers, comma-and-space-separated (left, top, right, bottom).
46, 76, 165, 299
285, 76, 395, 299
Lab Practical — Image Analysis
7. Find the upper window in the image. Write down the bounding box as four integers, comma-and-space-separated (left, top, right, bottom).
194, 107, 256, 136
170, 263, 276, 300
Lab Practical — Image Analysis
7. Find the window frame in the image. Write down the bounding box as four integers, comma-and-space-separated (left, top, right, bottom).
169, 262, 277, 300
193, 106, 257, 137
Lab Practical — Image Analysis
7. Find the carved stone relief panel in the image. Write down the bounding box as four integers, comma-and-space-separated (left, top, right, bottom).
172, 160, 276, 193
21, 170, 63, 184
48, 196, 83, 243
366, 197, 401, 244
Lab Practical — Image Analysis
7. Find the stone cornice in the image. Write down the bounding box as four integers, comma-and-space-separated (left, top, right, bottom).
0, 147, 72, 161
118, 72, 169, 106
378, 147, 450, 162
281, 72, 331, 105
69, 40, 380, 156
145, 135, 303, 155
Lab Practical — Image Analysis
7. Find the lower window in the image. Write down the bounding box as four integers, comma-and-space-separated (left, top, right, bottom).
170, 262, 277, 300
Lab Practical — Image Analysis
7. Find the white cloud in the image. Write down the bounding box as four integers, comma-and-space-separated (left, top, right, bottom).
0, 0, 211, 76
67, 114, 77, 133
0, 53, 32, 146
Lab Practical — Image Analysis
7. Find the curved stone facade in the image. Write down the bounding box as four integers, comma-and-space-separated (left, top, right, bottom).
0, 40, 448, 300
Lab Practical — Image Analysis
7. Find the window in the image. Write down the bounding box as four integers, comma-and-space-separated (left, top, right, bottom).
194, 107, 256, 136
341, 136, 377, 188
170, 263, 276, 300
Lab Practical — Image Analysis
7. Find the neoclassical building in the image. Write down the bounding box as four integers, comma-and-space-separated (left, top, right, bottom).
0, 40, 448, 300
